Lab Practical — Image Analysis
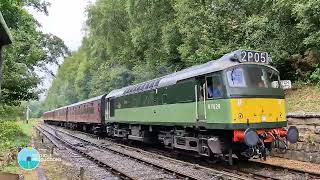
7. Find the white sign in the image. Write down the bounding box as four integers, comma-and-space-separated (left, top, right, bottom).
280, 80, 292, 89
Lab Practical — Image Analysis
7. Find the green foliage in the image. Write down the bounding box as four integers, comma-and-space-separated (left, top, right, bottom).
0, 104, 26, 120
310, 68, 320, 87
42, 0, 320, 112
0, 121, 30, 152
0, 120, 34, 173
294, 0, 320, 48
28, 100, 45, 118
0, 0, 69, 108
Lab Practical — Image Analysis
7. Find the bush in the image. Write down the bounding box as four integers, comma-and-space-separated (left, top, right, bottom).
0, 121, 29, 153
310, 68, 320, 87
0, 104, 26, 120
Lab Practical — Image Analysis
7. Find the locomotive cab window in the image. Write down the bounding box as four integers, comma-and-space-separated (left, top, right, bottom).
226, 65, 280, 89
247, 66, 267, 88
196, 77, 205, 100
226, 67, 246, 87
206, 73, 224, 99
266, 68, 281, 88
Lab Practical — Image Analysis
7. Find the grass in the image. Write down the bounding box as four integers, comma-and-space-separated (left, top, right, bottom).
285, 85, 320, 113
16, 120, 39, 137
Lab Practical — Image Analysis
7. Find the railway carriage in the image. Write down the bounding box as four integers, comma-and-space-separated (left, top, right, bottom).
44, 95, 106, 132
43, 50, 299, 164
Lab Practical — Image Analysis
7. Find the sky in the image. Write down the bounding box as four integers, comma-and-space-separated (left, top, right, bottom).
29, 0, 95, 51
28, 0, 95, 98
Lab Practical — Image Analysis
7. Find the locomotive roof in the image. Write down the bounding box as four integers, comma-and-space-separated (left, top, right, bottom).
106, 50, 277, 98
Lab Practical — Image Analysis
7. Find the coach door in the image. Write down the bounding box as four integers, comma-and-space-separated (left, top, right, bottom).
196, 77, 206, 121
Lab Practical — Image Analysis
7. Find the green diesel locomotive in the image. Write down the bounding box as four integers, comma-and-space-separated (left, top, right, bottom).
44, 50, 299, 164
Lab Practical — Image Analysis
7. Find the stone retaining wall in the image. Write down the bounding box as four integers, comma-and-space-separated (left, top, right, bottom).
272, 113, 320, 163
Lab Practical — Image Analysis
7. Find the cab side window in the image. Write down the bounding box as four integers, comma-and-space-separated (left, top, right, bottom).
206, 73, 224, 99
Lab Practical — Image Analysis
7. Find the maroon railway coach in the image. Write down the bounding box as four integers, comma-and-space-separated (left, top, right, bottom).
43, 95, 107, 132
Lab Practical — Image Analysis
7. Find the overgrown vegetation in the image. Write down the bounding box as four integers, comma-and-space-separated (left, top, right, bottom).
0, 121, 29, 151
0, 104, 27, 120
285, 85, 320, 112
0, 0, 68, 119
0, 120, 35, 173
33, 0, 319, 114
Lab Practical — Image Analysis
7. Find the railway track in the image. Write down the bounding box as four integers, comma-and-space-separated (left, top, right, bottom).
36, 126, 133, 179
40, 124, 305, 180
37, 124, 250, 180
45, 124, 320, 180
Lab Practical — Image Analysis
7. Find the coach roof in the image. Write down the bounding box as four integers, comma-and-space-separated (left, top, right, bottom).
44, 95, 105, 113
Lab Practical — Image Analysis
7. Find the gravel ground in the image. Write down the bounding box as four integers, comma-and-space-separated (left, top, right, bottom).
252, 157, 320, 174
41, 126, 180, 179
43, 125, 248, 180
35, 127, 118, 180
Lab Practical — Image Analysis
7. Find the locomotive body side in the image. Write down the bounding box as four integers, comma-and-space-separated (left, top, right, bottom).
108, 65, 287, 130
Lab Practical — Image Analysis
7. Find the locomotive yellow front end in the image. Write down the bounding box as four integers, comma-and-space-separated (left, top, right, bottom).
231, 98, 286, 127
224, 50, 299, 160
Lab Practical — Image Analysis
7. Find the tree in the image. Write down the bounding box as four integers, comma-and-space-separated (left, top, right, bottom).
0, 0, 69, 106
42, 0, 320, 112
